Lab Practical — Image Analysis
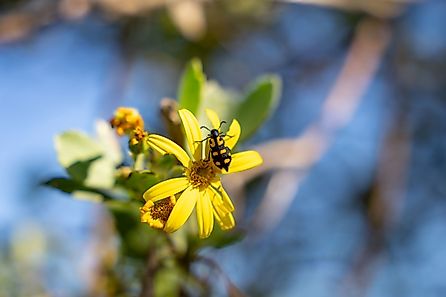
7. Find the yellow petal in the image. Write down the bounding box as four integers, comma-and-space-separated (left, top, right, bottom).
209, 183, 234, 213
140, 200, 154, 223
196, 190, 214, 238
147, 134, 190, 167
207, 187, 229, 214
205, 108, 220, 129
178, 109, 202, 160
224, 151, 263, 174
207, 188, 235, 230
143, 177, 189, 202
205, 109, 240, 150
140, 196, 176, 229
164, 186, 198, 233
224, 119, 241, 150
213, 208, 235, 230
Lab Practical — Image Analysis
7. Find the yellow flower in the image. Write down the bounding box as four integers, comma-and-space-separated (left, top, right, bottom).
110, 107, 144, 136
141, 109, 263, 238
140, 196, 176, 229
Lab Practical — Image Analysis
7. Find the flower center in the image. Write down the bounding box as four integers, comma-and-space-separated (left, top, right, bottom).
150, 199, 174, 223
187, 159, 217, 189
140, 197, 175, 229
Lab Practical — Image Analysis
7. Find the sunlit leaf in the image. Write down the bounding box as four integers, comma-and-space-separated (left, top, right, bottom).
72, 191, 103, 202
177, 58, 205, 115
55, 131, 116, 189
85, 157, 116, 188
55, 131, 103, 168
198, 80, 239, 127
95, 119, 123, 165
235, 75, 282, 141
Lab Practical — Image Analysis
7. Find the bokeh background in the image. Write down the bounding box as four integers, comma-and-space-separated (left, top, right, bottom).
1, 0, 446, 296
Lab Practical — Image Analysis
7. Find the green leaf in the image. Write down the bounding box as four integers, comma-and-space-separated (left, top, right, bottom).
198, 80, 239, 127
55, 131, 116, 189
95, 119, 123, 165
43, 177, 115, 201
235, 75, 282, 141
66, 157, 100, 182
55, 131, 103, 168
44, 177, 85, 193
84, 157, 116, 188
177, 58, 205, 115
66, 154, 115, 189
118, 171, 159, 198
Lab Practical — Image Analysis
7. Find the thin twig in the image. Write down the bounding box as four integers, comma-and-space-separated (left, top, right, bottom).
196, 256, 248, 297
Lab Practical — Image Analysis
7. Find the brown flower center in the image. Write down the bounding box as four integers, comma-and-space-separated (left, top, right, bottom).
150, 199, 174, 224
140, 197, 175, 229
187, 159, 217, 190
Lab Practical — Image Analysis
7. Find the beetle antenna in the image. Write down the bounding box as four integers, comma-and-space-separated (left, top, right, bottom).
218, 121, 227, 129
200, 126, 211, 132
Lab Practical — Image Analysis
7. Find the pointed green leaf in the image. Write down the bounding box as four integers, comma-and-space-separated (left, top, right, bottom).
43, 177, 115, 201
235, 75, 282, 141
44, 177, 85, 193
177, 58, 205, 115
66, 157, 100, 182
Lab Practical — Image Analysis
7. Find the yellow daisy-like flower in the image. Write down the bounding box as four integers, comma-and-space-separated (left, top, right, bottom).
110, 107, 144, 136
141, 109, 263, 238
140, 196, 176, 229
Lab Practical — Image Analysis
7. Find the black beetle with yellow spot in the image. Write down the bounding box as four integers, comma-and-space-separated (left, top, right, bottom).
200, 122, 232, 171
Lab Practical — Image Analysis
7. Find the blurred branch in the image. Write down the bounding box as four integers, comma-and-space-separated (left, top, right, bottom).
0, 0, 208, 44
0, 0, 54, 44
167, 0, 206, 41
276, 0, 420, 18
160, 98, 184, 145
197, 256, 247, 297
83, 208, 120, 296
340, 111, 411, 295
139, 249, 158, 297
223, 17, 392, 234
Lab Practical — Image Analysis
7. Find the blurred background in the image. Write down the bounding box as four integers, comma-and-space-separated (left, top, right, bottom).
1, 0, 446, 296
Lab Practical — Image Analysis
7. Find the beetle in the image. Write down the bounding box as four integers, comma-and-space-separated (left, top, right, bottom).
200, 121, 232, 171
